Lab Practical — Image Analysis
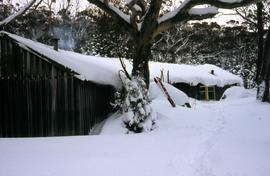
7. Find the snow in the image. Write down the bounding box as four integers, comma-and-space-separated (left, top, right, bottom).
150, 62, 242, 87
219, 0, 242, 3
0, 0, 37, 27
149, 82, 189, 106
108, 2, 131, 24
133, 4, 142, 12
117, 73, 155, 132
158, 1, 187, 23
1, 31, 126, 89
1, 31, 242, 89
158, 0, 193, 23
125, 0, 133, 5
222, 86, 256, 100
158, 0, 246, 24
188, 7, 219, 16
1, 89, 270, 176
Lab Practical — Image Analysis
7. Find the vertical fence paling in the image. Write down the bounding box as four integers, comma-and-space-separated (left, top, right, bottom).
0, 35, 115, 137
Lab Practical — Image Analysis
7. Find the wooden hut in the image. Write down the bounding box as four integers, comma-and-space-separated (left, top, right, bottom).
149, 62, 242, 101
172, 83, 238, 101
0, 32, 116, 137
0, 32, 243, 137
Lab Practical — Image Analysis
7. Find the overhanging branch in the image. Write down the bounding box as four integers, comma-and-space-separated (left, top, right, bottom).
0, 0, 40, 28
155, 8, 217, 37
155, 0, 262, 37
87, 0, 137, 34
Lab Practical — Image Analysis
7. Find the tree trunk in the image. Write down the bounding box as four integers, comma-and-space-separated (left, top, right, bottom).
263, 74, 270, 102
132, 43, 152, 87
259, 26, 270, 102
255, 2, 264, 83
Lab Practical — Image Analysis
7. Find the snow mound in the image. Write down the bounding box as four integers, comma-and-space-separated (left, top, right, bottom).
149, 82, 189, 106
150, 62, 243, 87
222, 86, 255, 100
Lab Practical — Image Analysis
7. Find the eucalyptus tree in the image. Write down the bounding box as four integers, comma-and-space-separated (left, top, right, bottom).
85, 0, 263, 132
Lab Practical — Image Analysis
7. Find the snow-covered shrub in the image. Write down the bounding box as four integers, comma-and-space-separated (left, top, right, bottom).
113, 73, 156, 133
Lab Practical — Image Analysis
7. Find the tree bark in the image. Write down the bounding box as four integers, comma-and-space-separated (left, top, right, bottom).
263, 73, 270, 102
260, 26, 270, 102
132, 43, 152, 87
255, 2, 264, 84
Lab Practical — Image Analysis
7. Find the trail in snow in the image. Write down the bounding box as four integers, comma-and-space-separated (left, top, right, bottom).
193, 102, 227, 176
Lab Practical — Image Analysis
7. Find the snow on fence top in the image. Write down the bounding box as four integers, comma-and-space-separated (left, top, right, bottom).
1, 31, 242, 89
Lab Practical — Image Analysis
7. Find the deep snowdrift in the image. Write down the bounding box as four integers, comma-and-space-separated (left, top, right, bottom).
222, 86, 256, 100
149, 82, 189, 106
1, 88, 269, 176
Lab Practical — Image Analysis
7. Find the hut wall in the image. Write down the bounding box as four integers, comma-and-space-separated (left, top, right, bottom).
0, 35, 115, 137
173, 82, 236, 101
173, 83, 199, 99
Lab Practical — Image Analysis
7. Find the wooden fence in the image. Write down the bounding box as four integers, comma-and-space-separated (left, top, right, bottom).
0, 34, 115, 137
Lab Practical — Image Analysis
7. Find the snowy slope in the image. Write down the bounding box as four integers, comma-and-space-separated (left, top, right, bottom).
1, 88, 269, 176
149, 82, 189, 106
2, 32, 242, 89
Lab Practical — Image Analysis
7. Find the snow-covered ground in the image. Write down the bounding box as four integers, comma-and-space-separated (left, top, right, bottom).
0, 88, 270, 176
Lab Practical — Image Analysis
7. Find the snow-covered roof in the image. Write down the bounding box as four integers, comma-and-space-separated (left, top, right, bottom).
150, 62, 242, 87
1, 31, 124, 89
1, 31, 242, 89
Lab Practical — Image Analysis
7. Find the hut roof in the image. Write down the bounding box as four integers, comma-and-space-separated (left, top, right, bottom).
1, 31, 242, 89
150, 62, 242, 87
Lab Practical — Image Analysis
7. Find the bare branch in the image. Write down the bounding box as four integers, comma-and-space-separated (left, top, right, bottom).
87, 0, 136, 34
235, 8, 257, 27
0, 0, 40, 28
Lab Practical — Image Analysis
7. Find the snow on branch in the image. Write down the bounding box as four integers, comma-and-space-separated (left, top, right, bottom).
157, 0, 191, 24
87, 0, 136, 33
125, 0, 137, 8
158, 0, 261, 24
155, 0, 262, 36
202, 0, 262, 8
188, 6, 219, 16
0, 0, 38, 28
107, 2, 131, 24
